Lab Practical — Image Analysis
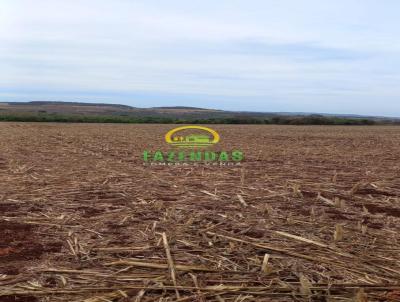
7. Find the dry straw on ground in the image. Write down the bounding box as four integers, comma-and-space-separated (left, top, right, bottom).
0, 123, 400, 301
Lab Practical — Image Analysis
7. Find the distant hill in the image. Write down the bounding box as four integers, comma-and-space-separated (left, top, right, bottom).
6, 101, 135, 109
151, 106, 213, 110
0, 101, 225, 119
0, 101, 398, 124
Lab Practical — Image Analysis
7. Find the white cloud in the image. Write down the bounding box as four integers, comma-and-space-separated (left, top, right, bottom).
1, 0, 400, 115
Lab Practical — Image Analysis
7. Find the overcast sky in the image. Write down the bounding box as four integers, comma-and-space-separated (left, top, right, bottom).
1, 0, 400, 116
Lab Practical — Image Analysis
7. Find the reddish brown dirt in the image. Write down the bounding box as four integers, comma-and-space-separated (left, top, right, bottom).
0, 220, 62, 277
0, 296, 38, 302
0, 123, 399, 301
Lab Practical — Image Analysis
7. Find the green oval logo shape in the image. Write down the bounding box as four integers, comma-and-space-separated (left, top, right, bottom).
165, 126, 220, 148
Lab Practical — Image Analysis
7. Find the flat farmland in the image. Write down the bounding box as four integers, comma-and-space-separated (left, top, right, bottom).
0, 123, 400, 302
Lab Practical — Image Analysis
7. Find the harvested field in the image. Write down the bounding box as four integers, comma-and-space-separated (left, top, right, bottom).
0, 123, 400, 301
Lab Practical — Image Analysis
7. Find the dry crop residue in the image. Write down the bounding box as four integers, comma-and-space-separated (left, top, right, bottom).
0, 123, 400, 301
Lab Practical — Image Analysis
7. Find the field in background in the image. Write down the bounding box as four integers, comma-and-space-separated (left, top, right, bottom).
0, 101, 394, 124
0, 123, 400, 301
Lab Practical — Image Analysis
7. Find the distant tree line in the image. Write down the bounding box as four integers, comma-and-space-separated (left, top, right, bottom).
0, 112, 394, 125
